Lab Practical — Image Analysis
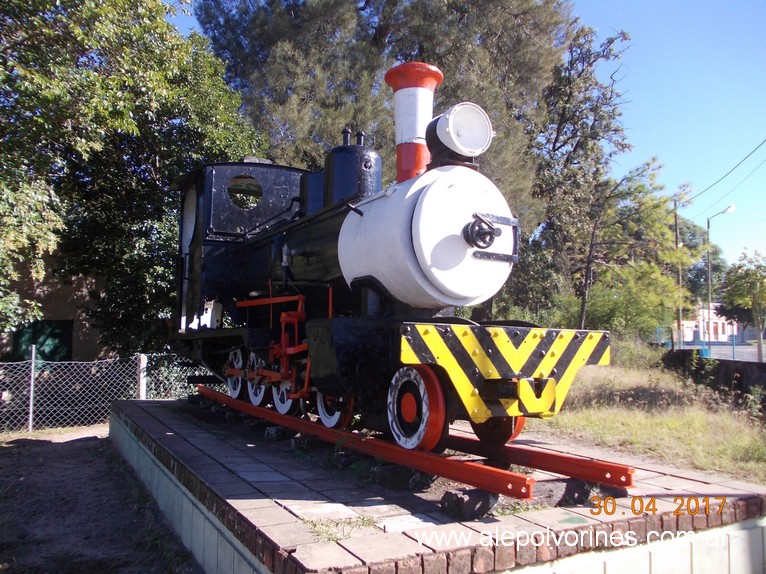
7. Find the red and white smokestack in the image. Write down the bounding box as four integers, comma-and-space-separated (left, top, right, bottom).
384, 62, 444, 182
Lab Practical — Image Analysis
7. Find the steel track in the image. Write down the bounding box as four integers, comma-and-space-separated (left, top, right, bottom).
197, 385, 633, 499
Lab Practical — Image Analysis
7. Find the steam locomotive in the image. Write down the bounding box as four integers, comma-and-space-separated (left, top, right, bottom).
171, 62, 610, 451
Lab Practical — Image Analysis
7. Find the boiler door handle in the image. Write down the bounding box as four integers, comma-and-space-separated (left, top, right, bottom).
463, 214, 502, 249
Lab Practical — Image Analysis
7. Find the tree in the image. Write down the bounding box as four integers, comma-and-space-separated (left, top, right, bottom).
675, 215, 708, 301
197, 0, 392, 172
581, 262, 679, 338
0, 0, 73, 330
385, 0, 568, 322
717, 300, 752, 343
515, 22, 701, 337
527, 161, 681, 337
526, 23, 634, 327
196, 0, 566, 185
578, 163, 679, 328
2, 0, 259, 352
0, 178, 62, 331
721, 252, 766, 362
385, 0, 567, 203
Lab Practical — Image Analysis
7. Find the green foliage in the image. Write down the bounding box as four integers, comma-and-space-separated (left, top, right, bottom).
607, 336, 665, 370
722, 251, 766, 328
384, 0, 566, 211
716, 300, 752, 335
524, 160, 682, 335
525, 24, 630, 318
533, 24, 630, 197
3, 0, 178, 158
531, 24, 630, 225
523, 23, 703, 337
197, 0, 564, 197
581, 262, 677, 337
742, 386, 765, 421
4, 0, 734, 359
721, 251, 766, 362
0, 177, 62, 330
2, 0, 260, 352
497, 235, 561, 319
499, 266, 676, 341
198, 0, 394, 172
689, 351, 719, 387
677, 215, 713, 303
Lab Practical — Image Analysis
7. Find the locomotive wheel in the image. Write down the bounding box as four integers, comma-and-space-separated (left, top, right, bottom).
246, 352, 268, 407
387, 365, 447, 451
226, 349, 246, 400
470, 415, 526, 446
316, 392, 354, 429
247, 378, 269, 407
272, 381, 299, 415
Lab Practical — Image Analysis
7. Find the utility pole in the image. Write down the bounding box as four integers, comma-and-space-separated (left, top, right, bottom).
706, 204, 735, 355
674, 199, 682, 349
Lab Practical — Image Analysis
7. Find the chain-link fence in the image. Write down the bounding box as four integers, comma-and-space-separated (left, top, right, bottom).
142, 354, 216, 400
0, 350, 212, 433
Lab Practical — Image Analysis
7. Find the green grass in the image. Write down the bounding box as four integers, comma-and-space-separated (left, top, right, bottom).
305, 517, 377, 541
526, 365, 766, 484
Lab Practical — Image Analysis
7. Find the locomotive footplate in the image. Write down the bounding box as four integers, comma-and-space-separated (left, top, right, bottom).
400, 323, 610, 424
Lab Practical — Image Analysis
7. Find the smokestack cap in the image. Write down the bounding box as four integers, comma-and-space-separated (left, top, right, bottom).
384, 62, 444, 92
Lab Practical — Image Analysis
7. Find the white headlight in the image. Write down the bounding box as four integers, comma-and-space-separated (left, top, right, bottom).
434, 102, 494, 157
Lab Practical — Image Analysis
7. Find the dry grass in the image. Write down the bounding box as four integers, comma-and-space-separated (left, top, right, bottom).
526, 365, 766, 484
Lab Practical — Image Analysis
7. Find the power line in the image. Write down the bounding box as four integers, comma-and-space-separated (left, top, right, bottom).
686, 135, 766, 202
690, 155, 766, 219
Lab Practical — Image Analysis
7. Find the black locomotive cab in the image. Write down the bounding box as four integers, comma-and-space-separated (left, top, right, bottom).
174, 161, 307, 334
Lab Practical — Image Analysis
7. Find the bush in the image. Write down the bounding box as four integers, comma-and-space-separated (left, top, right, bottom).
609, 335, 665, 370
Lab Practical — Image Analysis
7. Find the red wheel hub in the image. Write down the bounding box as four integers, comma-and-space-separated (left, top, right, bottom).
400, 392, 418, 423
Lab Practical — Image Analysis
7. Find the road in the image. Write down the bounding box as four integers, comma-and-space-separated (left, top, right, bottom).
678, 343, 763, 362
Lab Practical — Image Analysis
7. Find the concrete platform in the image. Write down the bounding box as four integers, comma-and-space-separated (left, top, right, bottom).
109, 399, 766, 574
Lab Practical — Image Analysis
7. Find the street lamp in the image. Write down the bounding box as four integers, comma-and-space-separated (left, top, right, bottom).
706, 203, 735, 355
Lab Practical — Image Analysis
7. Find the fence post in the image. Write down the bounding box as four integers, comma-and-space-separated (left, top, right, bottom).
138, 354, 148, 400
28, 344, 36, 433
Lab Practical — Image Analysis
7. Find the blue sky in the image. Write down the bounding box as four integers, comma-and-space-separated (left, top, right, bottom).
573, 0, 766, 263
170, 2, 765, 262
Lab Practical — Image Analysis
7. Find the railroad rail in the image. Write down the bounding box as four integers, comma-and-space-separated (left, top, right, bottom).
197, 385, 634, 500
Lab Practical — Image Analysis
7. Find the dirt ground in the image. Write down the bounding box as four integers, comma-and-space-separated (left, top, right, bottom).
0, 424, 203, 574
